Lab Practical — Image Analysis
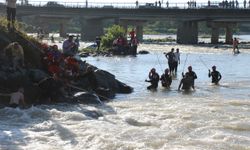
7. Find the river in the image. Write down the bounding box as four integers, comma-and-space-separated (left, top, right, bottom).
0, 41, 250, 149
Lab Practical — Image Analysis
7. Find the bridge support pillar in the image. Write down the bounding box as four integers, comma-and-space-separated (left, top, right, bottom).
225, 26, 233, 44
81, 19, 104, 41
59, 23, 67, 38
177, 21, 198, 44
211, 27, 219, 44
136, 25, 143, 41
208, 21, 236, 44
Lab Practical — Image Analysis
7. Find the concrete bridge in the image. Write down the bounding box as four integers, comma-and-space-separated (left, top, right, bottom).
1, 3, 250, 44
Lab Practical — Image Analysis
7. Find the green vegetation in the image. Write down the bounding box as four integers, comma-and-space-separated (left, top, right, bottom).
101, 25, 126, 49
0, 17, 39, 44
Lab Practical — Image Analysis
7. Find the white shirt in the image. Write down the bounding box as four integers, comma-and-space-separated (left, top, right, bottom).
174, 52, 180, 62
9, 92, 24, 105
6, 0, 17, 8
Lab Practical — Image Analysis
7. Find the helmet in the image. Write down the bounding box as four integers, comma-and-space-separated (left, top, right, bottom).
212, 65, 216, 69
53, 45, 58, 50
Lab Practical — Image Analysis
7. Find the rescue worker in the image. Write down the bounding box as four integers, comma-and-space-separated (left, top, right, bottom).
182, 66, 197, 89
145, 68, 160, 90
208, 66, 222, 85
160, 68, 172, 88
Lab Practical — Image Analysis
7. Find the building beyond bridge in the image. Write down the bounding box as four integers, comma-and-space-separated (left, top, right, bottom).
1, 3, 250, 44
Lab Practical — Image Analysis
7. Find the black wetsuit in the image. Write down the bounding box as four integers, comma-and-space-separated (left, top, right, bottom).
147, 73, 160, 90
165, 52, 175, 73
160, 74, 172, 88
209, 71, 222, 84
180, 76, 193, 90
183, 71, 197, 88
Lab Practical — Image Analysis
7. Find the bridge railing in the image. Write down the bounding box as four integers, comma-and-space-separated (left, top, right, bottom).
0, 0, 249, 9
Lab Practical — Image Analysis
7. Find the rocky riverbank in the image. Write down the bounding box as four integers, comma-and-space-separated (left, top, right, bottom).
0, 27, 133, 108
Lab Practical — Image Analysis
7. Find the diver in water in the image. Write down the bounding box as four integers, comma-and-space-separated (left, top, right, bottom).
160, 68, 172, 88
182, 66, 197, 89
178, 73, 193, 91
208, 65, 222, 85
145, 68, 160, 90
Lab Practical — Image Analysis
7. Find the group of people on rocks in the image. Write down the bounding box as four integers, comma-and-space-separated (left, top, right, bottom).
146, 48, 222, 91
0, 35, 101, 108
112, 29, 139, 55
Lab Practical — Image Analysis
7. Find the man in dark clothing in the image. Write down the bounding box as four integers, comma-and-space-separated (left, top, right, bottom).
95, 36, 101, 51
208, 66, 222, 85
164, 48, 175, 74
182, 66, 197, 89
6, 0, 17, 30
178, 73, 193, 91
145, 68, 160, 90
160, 68, 172, 88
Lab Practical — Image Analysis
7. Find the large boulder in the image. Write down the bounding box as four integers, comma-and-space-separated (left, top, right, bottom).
0, 25, 133, 107
0, 29, 43, 68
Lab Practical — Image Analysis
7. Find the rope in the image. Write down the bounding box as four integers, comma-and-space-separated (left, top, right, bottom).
199, 56, 209, 70
182, 53, 189, 73
156, 52, 164, 73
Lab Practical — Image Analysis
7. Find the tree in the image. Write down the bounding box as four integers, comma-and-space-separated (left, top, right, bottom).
101, 25, 126, 49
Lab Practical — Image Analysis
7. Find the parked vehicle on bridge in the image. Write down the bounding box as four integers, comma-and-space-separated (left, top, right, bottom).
44, 1, 64, 7
202, 5, 219, 9
102, 5, 114, 8
139, 3, 159, 9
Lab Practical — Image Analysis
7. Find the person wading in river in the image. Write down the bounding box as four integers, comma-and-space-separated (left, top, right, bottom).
208, 65, 222, 85
145, 68, 160, 90
173, 48, 180, 75
182, 66, 197, 90
178, 73, 193, 91
0, 87, 26, 108
233, 37, 240, 54
164, 48, 175, 75
160, 68, 172, 88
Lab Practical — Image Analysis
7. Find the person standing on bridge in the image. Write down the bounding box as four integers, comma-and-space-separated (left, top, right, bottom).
244, 0, 247, 8
85, 0, 88, 8
6, 0, 17, 30
236, 0, 239, 8
158, 1, 161, 7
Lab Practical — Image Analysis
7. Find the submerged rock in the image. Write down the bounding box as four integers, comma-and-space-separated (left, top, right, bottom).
138, 50, 150, 54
